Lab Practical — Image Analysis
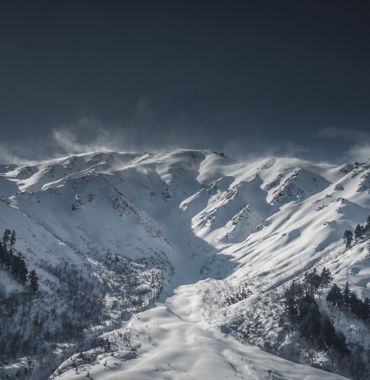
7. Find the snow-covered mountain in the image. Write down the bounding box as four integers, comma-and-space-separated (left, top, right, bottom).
1, 149, 370, 379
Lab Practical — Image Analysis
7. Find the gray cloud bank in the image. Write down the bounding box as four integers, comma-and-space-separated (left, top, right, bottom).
1, 120, 369, 166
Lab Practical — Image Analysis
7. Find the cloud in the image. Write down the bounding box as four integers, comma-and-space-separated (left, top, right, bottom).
50, 99, 171, 156
316, 126, 370, 162
3, 112, 368, 165
0, 97, 159, 163
347, 142, 370, 162
0, 119, 323, 165
51, 119, 115, 154
50, 115, 179, 156
0, 118, 121, 164
0, 146, 29, 165
222, 138, 310, 162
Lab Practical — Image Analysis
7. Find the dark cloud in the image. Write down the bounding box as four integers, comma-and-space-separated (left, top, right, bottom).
1, 1, 370, 162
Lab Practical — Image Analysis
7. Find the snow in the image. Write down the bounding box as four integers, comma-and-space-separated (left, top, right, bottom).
53, 285, 346, 380
2, 149, 369, 379
0, 176, 18, 197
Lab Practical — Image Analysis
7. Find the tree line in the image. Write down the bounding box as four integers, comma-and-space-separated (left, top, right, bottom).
343, 216, 370, 248
327, 282, 370, 321
0, 229, 38, 294
283, 267, 350, 356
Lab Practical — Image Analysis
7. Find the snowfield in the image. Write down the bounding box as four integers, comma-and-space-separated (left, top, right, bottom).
53, 285, 346, 380
2, 149, 370, 379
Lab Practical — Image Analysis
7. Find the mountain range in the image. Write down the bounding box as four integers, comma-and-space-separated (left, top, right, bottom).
1, 149, 370, 379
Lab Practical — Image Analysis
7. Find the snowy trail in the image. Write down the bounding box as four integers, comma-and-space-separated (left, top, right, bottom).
53, 283, 347, 379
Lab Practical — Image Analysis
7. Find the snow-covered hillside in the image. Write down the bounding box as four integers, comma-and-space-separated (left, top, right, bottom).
1, 149, 370, 379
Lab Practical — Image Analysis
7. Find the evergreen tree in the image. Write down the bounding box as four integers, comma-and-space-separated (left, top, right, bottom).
303, 269, 322, 295
365, 216, 370, 237
0, 242, 5, 264
349, 291, 359, 315
319, 314, 336, 347
10, 230, 16, 247
327, 283, 343, 307
284, 281, 303, 323
298, 295, 321, 342
343, 230, 353, 248
358, 298, 370, 320
320, 267, 332, 287
28, 270, 39, 295
334, 332, 350, 356
2, 245, 11, 271
364, 297, 370, 320
343, 282, 351, 310
13, 254, 28, 284
2, 229, 11, 248
354, 224, 364, 239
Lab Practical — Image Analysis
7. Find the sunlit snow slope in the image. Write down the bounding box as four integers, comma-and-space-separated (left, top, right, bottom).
2, 149, 369, 379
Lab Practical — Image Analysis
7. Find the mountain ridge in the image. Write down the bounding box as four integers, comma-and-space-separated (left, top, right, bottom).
1, 149, 370, 379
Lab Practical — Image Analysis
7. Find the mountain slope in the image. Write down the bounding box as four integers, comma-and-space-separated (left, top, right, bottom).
1, 149, 369, 379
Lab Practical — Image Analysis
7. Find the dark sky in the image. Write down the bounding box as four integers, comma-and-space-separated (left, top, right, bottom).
1, 1, 370, 162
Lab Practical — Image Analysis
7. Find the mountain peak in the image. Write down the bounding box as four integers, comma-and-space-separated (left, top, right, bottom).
0, 149, 369, 379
